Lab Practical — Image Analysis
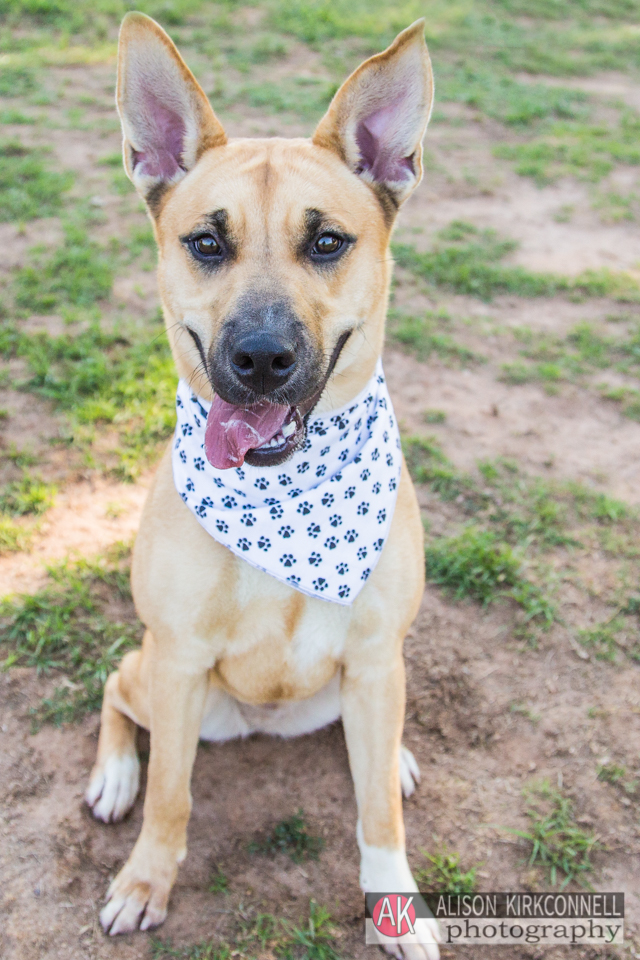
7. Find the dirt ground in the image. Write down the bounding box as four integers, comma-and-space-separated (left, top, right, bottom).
1, 9, 640, 960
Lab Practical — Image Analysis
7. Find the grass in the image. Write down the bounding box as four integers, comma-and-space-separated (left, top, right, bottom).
249, 810, 325, 863
394, 221, 640, 302
0, 139, 73, 221
0, 65, 37, 97
405, 436, 583, 550
425, 526, 555, 626
151, 900, 340, 960
387, 308, 483, 365
500, 319, 640, 399
577, 616, 630, 662
0, 472, 55, 516
437, 65, 589, 127
502, 781, 599, 889
0, 515, 33, 553
597, 762, 637, 793
0, 317, 176, 479
403, 435, 640, 630
13, 223, 114, 311
207, 871, 229, 895
424, 409, 447, 424
0, 545, 141, 728
415, 844, 478, 894
494, 112, 640, 186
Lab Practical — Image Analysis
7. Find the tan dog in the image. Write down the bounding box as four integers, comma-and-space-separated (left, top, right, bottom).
86, 13, 439, 958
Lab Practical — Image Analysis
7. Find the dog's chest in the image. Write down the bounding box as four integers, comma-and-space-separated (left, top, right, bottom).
211, 563, 352, 704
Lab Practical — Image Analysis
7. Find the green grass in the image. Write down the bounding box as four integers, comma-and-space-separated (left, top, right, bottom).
249, 810, 325, 863
0, 65, 37, 97
0, 472, 55, 516
151, 900, 340, 960
220, 76, 337, 121
405, 437, 581, 550
394, 222, 640, 302
0, 545, 140, 728
0, 0, 207, 36
0, 317, 176, 479
425, 526, 555, 625
577, 616, 628, 662
597, 762, 637, 793
415, 844, 478, 894
403, 436, 640, 628
0, 515, 33, 553
14, 223, 114, 311
494, 112, 640, 185
424, 409, 447, 424
387, 308, 482, 364
207, 871, 229, 895
501, 319, 640, 391
437, 65, 589, 127
503, 781, 599, 889
0, 140, 73, 221
0, 108, 36, 123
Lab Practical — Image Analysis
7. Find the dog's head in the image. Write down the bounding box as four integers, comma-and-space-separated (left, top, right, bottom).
117, 13, 433, 469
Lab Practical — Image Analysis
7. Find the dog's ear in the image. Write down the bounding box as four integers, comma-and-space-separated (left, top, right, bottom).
117, 12, 226, 209
313, 20, 433, 208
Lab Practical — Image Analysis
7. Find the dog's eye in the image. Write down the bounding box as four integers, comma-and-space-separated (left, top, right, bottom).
191, 234, 222, 259
312, 233, 344, 257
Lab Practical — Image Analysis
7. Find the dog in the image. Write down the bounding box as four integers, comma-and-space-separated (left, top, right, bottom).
86, 13, 439, 958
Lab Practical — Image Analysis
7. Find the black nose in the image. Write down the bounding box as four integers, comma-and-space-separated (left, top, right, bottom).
230, 330, 297, 394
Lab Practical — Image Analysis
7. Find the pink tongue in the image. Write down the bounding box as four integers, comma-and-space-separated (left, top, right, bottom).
204, 395, 289, 469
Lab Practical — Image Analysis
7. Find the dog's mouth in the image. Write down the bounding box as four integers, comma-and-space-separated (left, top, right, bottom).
204, 399, 305, 469
204, 330, 352, 470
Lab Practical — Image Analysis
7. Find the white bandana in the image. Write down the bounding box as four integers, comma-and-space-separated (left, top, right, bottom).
171, 361, 401, 605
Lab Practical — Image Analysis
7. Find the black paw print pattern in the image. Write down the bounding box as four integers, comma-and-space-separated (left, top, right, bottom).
172, 361, 401, 605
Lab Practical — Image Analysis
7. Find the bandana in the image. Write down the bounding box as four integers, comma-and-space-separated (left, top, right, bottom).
171, 361, 401, 605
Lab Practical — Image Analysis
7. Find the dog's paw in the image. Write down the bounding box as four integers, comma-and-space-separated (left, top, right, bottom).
100, 855, 175, 935
399, 746, 420, 799
381, 918, 441, 960
375, 916, 441, 960
86, 753, 140, 823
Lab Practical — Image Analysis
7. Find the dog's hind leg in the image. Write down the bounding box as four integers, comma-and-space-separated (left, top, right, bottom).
86, 632, 152, 823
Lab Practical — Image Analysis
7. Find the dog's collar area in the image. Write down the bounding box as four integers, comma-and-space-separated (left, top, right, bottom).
172, 357, 401, 605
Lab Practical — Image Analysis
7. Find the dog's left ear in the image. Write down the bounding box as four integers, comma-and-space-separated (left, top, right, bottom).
313, 20, 433, 207
117, 12, 227, 209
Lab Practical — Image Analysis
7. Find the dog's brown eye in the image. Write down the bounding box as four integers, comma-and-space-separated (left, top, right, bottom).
193, 234, 221, 257
313, 233, 343, 256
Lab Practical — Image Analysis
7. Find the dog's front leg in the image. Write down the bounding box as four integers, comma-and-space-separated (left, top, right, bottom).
341, 653, 441, 960
100, 652, 209, 936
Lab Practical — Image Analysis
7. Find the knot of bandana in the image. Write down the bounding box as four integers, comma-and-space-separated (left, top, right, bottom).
171, 361, 402, 605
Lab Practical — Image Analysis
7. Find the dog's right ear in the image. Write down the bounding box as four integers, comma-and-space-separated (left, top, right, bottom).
117, 12, 226, 210
313, 20, 433, 210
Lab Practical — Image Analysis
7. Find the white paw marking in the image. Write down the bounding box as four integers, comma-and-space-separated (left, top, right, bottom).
400, 745, 421, 798
86, 753, 140, 823
357, 821, 441, 960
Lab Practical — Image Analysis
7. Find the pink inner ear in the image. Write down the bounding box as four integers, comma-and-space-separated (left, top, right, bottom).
131, 92, 186, 180
355, 100, 414, 185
